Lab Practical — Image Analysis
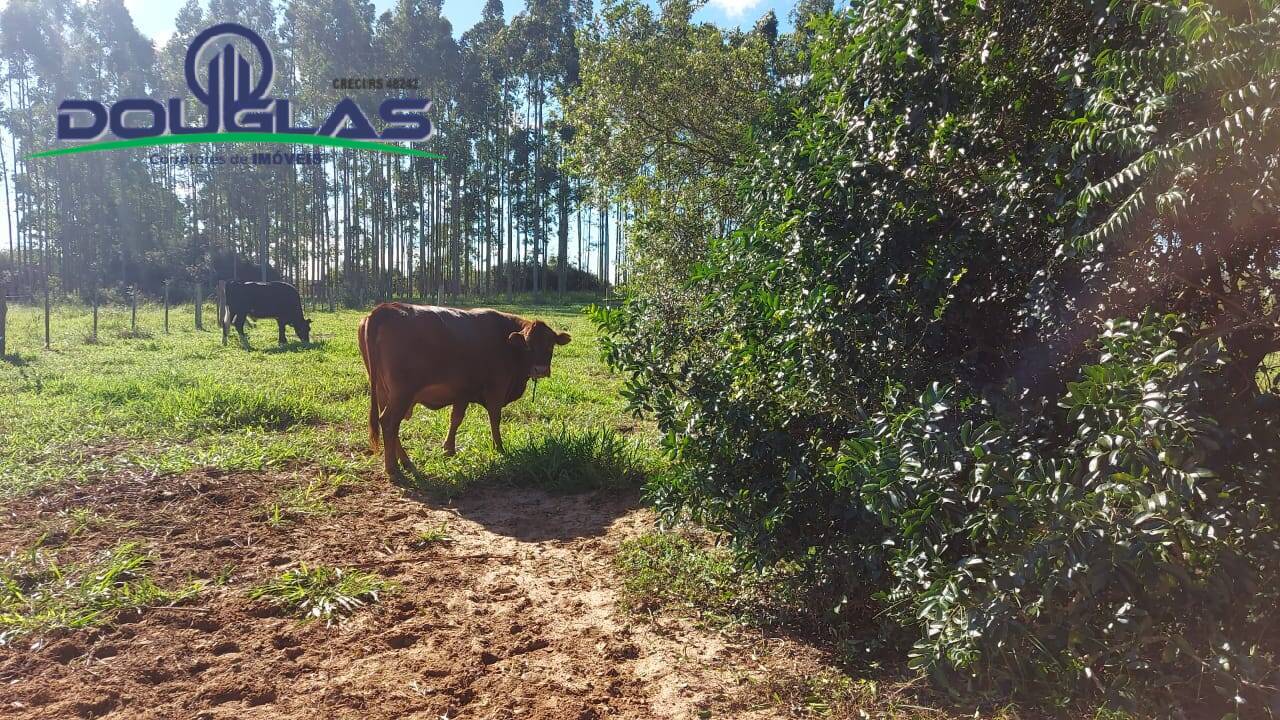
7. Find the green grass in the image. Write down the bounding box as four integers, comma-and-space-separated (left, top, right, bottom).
412, 523, 453, 547
259, 472, 353, 528
60, 507, 117, 539
463, 425, 650, 494
0, 297, 655, 496
249, 565, 392, 621
0, 542, 201, 643
615, 532, 758, 621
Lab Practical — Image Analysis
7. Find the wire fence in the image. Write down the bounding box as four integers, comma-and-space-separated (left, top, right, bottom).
0, 275, 610, 359
0, 279, 233, 357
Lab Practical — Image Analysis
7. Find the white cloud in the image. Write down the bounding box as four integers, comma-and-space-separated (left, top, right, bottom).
707, 0, 762, 18
117, 0, 177, 47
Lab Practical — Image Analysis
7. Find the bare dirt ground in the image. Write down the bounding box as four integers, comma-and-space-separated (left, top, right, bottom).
0, 470, 842, 720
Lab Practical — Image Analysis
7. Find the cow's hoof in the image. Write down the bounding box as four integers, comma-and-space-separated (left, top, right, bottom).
399, 455, 423, 477
441, 445, 457, 457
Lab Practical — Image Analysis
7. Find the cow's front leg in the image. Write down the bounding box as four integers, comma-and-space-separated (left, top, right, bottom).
443, 403, 466, 456
277, 319, 287, 345
486, 403, 505, 454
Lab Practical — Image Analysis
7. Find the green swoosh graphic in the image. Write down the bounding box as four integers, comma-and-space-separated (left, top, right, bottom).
27, 132, 444, 159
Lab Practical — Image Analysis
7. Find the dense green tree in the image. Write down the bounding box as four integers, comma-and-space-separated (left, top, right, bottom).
1067, 0, 1280, 396
563, 0, 777, 377
592, 0, 1280, 711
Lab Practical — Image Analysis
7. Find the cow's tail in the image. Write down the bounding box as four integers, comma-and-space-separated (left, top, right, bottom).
359, 313, 382, 453
363, 304, 412, 455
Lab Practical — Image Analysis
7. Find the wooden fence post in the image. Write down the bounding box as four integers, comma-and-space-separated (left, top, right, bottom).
43, 280, 50, 349
0, 283, 7, 358
216, 280, 226, 327
194, 281, 204, 330
163, 280, 170, 334
216, 280, 227, 345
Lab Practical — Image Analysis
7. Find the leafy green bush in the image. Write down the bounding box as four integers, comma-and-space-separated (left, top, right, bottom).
592, 0, 1280, 712
842, 317, 1280, 708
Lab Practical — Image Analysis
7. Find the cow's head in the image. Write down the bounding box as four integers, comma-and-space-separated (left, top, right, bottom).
508, 320, 571, 378
296, 318, 312, 343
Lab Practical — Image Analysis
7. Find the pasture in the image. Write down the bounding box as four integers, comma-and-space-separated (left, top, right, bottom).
0, 299, 640, 496
0, 300, 976, 720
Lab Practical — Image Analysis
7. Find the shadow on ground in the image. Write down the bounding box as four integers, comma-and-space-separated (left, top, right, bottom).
403, 483, 642, 543
386, 424, 650, 541
256, 339, 327, 354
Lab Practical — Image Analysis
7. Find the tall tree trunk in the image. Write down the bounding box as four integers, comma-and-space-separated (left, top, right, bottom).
557, 148, 569, 299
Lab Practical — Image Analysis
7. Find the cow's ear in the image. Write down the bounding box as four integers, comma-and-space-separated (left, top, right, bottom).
507, 331, 526, 348
555, 332, 572, 346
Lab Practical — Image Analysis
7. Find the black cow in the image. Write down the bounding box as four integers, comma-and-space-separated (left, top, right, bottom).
221, 281, 312, 347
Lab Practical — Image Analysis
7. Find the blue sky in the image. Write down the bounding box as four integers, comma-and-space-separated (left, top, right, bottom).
120, 0, 797, 47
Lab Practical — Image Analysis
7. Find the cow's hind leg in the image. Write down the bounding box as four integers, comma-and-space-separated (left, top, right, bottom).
388, 402, 422, 477
379, 395, 412, 480
359, 317, 381, 454
234, 314, 251, 349
277, 319, 287, 345
367, 390, 382, 454
397, 440, 421, 477
443, 403, 467, 457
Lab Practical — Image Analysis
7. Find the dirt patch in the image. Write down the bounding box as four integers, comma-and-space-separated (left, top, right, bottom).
0, 471, 836, 719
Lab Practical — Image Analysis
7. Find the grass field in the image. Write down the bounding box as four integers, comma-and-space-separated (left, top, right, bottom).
0, 297, 651, 497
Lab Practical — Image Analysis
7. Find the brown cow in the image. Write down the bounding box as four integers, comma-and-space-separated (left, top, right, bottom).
358, 303, 572, 478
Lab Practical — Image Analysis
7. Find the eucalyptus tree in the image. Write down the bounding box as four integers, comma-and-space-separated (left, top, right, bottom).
459, 0, 510, 295
1, 0, 169, 297
501, 0, 579, 295
0, 0, 613, 304
564, 0, 772, 295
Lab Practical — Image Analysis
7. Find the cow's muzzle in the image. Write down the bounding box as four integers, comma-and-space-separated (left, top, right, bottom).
530, 365, 551, 379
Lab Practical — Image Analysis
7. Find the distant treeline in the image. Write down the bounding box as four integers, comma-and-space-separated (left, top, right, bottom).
0, 249, 603, 308
0, 0, 626, 306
